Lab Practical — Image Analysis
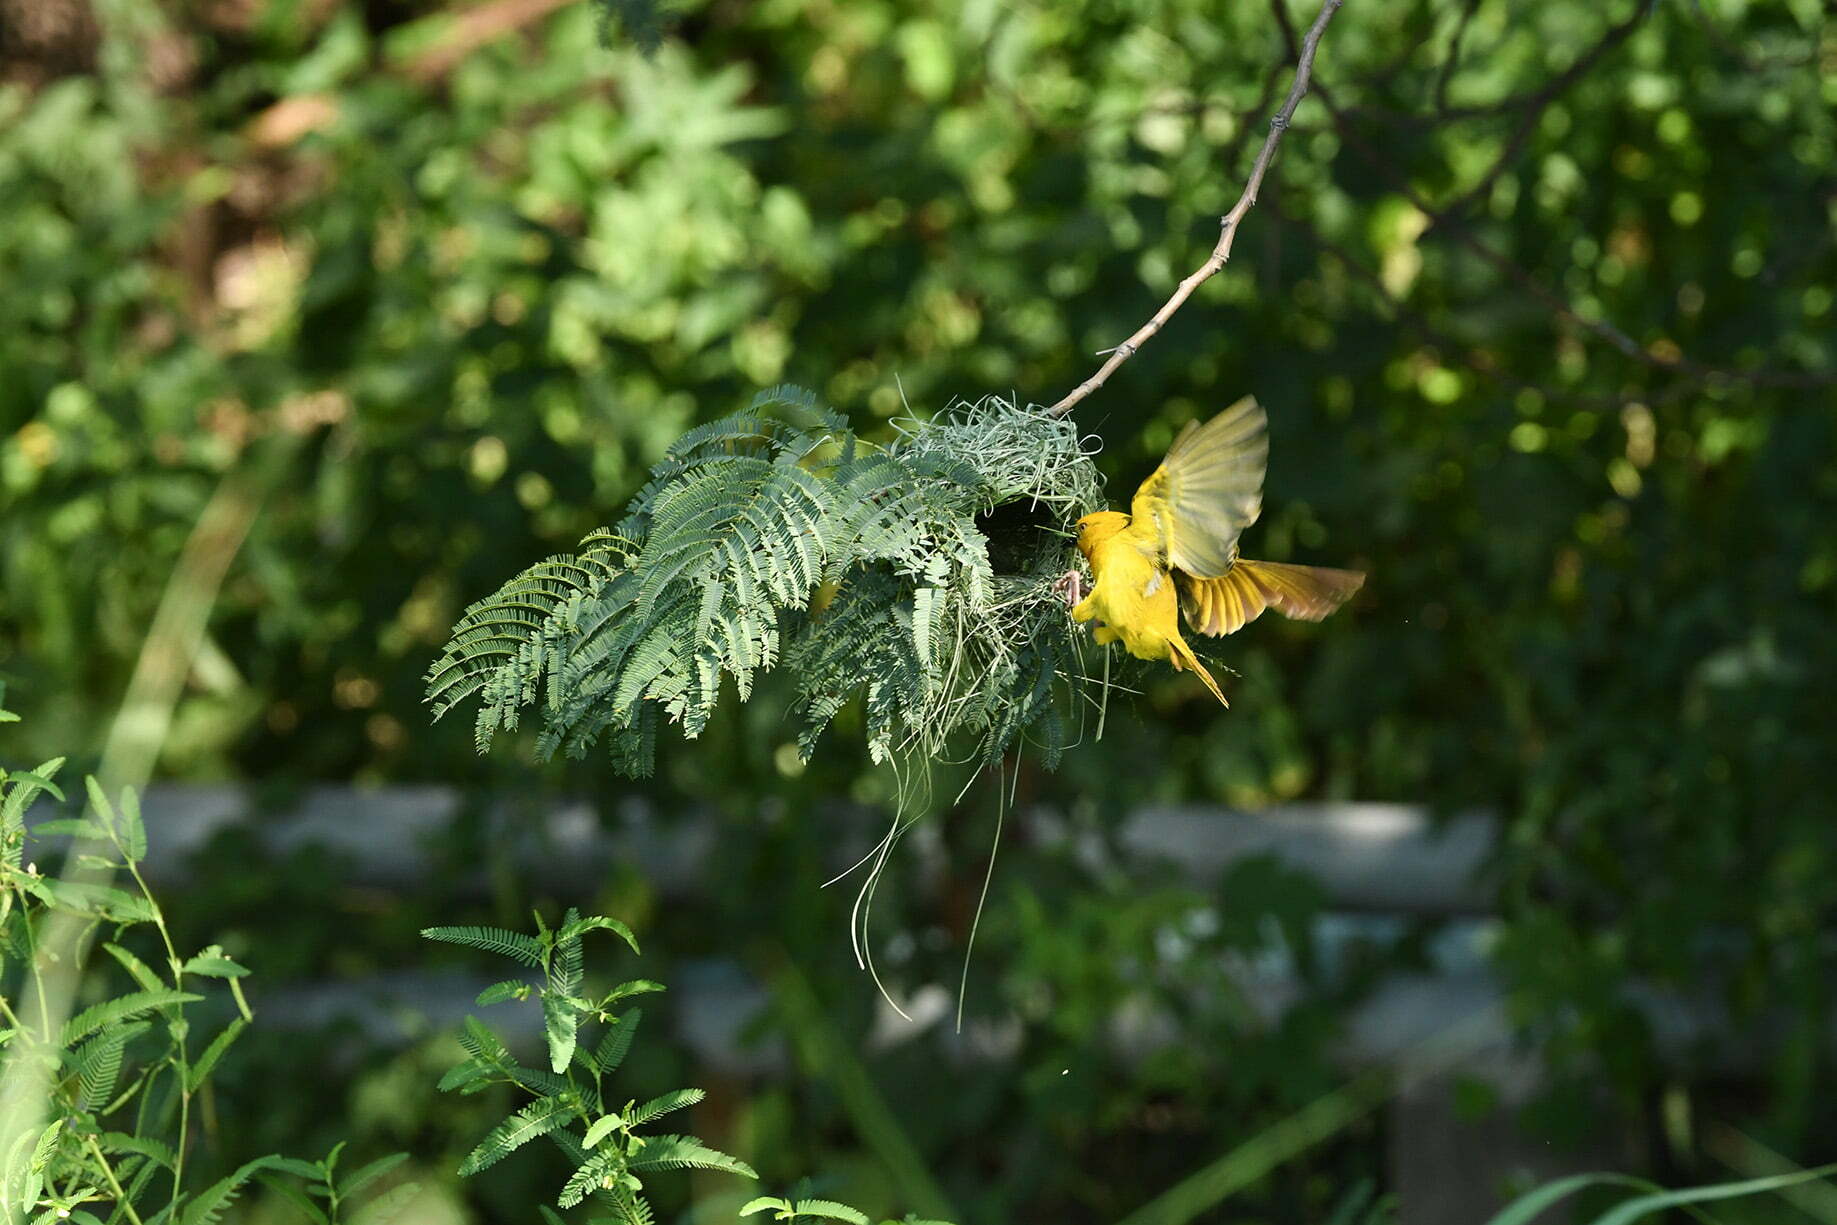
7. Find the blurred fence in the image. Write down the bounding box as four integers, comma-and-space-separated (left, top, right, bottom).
117, 784, 1506, 1052
83, 786, 1608, 1223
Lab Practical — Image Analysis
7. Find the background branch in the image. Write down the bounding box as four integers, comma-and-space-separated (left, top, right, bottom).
1306, 72, 1837, 394
1045, 0, 1344, 418
1423, 0, 1654, 232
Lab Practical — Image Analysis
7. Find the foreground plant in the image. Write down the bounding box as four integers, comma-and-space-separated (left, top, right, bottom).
423, 912, 959, 1225
740, 1189, 952, 1225
423, 912, 754, 1223
0, 692, 411, 1225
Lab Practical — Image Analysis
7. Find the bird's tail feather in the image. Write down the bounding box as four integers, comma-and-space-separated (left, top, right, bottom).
1181, 559, 1365, 637
1167, 636, 1229, 707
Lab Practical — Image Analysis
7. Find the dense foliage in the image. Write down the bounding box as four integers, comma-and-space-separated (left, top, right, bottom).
0, 704, 420, 1225
427, 386, 1102, 774
3, 0, 1835, 1221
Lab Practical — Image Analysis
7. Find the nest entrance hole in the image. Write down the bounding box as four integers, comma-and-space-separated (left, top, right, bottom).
977, 498, 1070, 577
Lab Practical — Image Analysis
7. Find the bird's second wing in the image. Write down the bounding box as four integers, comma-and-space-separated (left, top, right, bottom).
1179, 560, 1366, 636
1130, 396, 1268, 577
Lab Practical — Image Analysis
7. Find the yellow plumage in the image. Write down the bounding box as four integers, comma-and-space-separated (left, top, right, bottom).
1070, 396, 1366, 706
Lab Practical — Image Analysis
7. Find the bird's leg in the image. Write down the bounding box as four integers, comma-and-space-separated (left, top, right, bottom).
1052, 569, 1085, 610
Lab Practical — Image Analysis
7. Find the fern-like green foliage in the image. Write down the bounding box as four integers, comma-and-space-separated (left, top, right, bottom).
425, 910, 960, 1225
0, 699, 414, 1225
423, 910, 756, 1220
426, 386, 1105, 776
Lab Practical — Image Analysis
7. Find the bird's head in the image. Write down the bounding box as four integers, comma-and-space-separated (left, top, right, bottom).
1073, 510, 1130, 560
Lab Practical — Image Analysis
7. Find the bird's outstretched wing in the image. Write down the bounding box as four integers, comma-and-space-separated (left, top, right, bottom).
1180, 560, 1366, 636
1129, 396, 1268, 578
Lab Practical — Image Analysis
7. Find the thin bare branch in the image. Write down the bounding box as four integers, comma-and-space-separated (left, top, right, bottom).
1045, 0, 1344, 418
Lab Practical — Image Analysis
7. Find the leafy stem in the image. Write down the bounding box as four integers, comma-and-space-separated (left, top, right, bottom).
82, 1135, 146, 1225
0, 729, 409, 1225
425, 910, 752, 1220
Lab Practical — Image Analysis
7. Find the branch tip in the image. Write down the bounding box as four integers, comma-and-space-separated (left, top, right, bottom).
1046, 0, 1342, 417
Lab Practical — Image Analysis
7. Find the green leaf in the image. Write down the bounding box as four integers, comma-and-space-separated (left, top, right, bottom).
624, 1135, 756, 1178
123, 1158, 164, 1208
558, 1148, 626, 1209
339, 1153, 410, 1200
262, 1158, 327, 1181
544, 992, 580, 1074
255, 1175, 330, 1225
556, 915, 641, 956
30, 879, 156, 923
98, 1133, 177, 1171
63, 990, 202, 1047
1479, 1174, 1655, 1225
187, 1019, 248, 1093
597, 1180, 656, 1225
554, 906, 586, 998
593, 1008, 641, 1074
85, 776, 115, 835
458, 1097, 577, 1176
474, 979, 533, 1006
102, 942, 167, 993
507, 1062, 570, 1097
625, 1088, 703, 1128
27, 819, 107, 840
116, 786, 147, 862
72, 1020, 150, 1110
1, 759, 65, 839
183, 946, 250, 978
19, 1119, 61, 1213
739, 1198, 792, 1218
30, 1119, 63, 1170
437, 1060, 492, 1094
600, 980, 666, 1009
351, 1181, 422, 1225
457, 1016, 510, 1064
10, 769, 64, 798
180, 1156, 289, 1225
792, 1200, 869, 1225
3, 1123, 42, 1215
448, 1018, 566, 1096
583, 1116, 623, 1150
1588, 1164, 1837, 1225
421, 926, 544, 967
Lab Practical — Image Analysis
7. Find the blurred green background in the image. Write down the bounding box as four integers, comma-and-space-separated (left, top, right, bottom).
2, 0, 1834, 1220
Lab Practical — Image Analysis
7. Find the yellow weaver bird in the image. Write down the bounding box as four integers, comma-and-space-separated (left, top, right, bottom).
1067, 396, 1365, 706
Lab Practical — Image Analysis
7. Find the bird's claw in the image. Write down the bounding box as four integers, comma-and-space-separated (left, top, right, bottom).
1052, 569, 1085, 610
